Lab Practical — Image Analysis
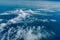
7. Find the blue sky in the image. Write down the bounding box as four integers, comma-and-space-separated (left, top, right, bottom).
0, 1, 59, 5
2, 0, 60, 1
0, 0, 60, 5
0, 0, 60, 9
0, 0, 60, 1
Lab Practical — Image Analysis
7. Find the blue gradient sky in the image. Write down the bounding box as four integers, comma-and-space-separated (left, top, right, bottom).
0, 0, 60, 9
0, 0, 60, 4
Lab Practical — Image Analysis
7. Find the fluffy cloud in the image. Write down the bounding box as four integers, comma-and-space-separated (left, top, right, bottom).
8, 9, 30, 24
0, 8, 56, 40
0, 23, 7, 31
0, 19, 3, 21
50, 19, 56, 22
0, 26, 55, 40
0, 13, 10, 15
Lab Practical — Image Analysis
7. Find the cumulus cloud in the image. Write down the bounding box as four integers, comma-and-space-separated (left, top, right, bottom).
0, 23, 7, 31
0, 13, 10, 15
8, 9, 30, 24
50, 19, 57, 22
0, 19, 3, 21
0, 26, 56, 40
25, 9, 34, 14
0, 8, 54, 24
0, 8, 56, 25
0, 8, 56, 40
39, 19, 49, 22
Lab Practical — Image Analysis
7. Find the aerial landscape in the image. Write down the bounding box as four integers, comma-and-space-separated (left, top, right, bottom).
0, 0, 60, 40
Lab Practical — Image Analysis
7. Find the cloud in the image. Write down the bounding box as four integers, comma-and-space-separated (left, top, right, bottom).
0, 8, 56, 40
25, 9, 34, 14
0, 8, 54, 24
1, 26, 55, 40
39, 19, 49, 22
0, 23, 7, 31
8, 9, 30, 24
0, 13, 10, 15
37, 8, 55, 12
0, 19, 3, 21
50, 19, 56, 22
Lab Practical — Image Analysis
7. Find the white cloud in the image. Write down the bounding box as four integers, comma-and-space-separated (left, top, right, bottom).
0, 19, 3, 21
0, 25, 56, 40
37, 8, 55, 12
21, 26, 56, 40
0, 23, 7, 31
8, 9, 30, 24
0, 13, 10, 15
50, 19, 57, 22
4, 9, 53, 24
39, 19, 49, 22
7, 9, 19, 14
25, 9, 34, 14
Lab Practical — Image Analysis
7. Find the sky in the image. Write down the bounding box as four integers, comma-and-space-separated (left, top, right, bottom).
0, 0, 60, 9
0, 0, 60, 5
2, 0, 60, 1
